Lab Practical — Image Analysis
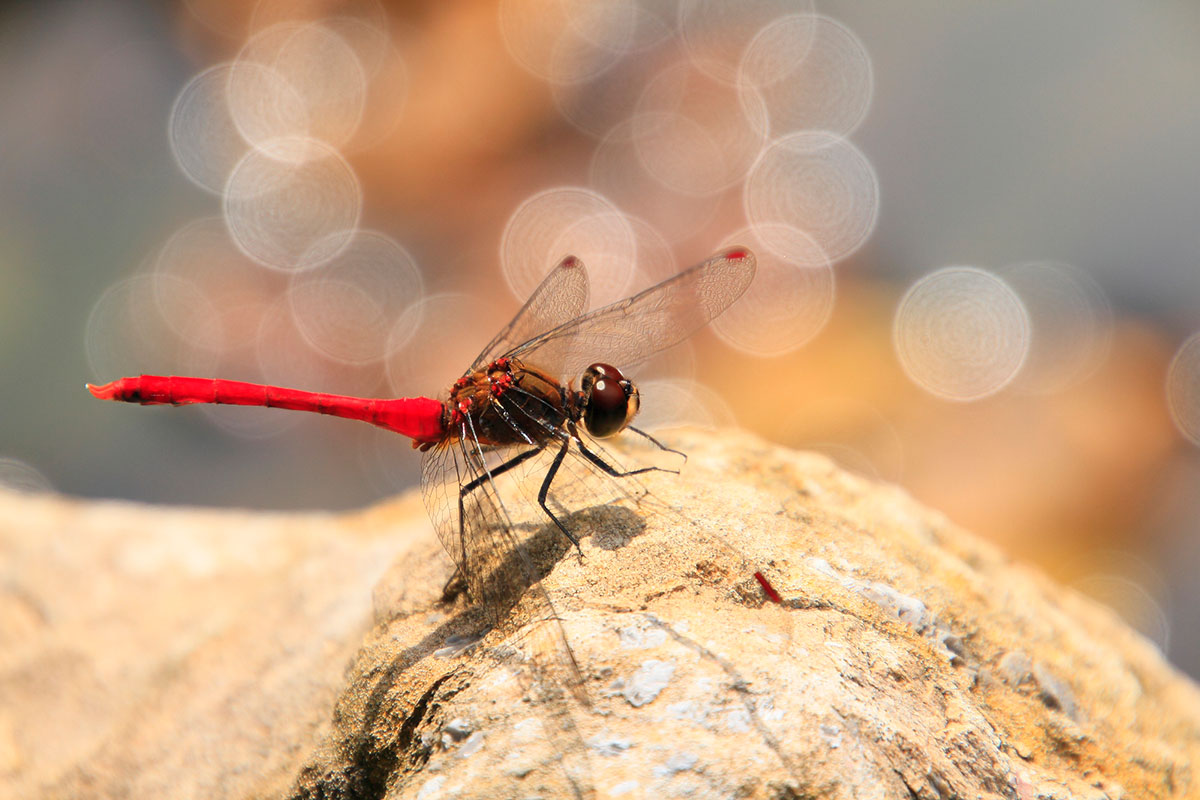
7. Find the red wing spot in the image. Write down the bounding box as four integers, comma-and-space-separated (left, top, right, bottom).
561, 256, 580, 268
723, 247, 750, 261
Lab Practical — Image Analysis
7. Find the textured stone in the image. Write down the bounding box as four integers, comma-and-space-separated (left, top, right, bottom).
0, 491, 434, 799
3, 429, 1199, 799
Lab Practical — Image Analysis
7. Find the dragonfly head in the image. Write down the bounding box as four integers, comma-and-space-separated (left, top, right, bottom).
580, 362, 639, 438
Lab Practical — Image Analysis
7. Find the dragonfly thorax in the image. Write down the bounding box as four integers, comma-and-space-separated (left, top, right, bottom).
444, 358, 572, 447
578, 362, 639, 438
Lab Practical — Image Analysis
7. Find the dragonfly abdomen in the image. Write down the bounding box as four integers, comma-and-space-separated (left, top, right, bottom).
88, 375, 446, 443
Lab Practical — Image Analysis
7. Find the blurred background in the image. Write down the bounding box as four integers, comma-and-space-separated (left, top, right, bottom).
1, 0, 1198, 676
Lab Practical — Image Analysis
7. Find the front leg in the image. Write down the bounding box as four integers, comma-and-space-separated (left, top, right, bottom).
574, 435, 678, 479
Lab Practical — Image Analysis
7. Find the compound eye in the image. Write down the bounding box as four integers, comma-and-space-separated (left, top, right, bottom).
582, 363, 630, 438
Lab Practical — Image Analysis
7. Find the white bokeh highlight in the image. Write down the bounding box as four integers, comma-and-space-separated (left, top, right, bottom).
739, 14, 873, 137
498, 0, 638, 85
386, 293, 507, 397
712, 224, 835, 357
85, 274, 224, 382
631, 60, 769, 196
745, 131, 879, 263
255, 295, 379, 399
223, 138, 362, 271
894, 267, 1031, 402
1002, 260, 1113, 394
589, 118, 721, 244
229, 22, 367, 150
249, 0, 389, 32
224, 60, 312, 154
500, 187, 637, 308
152, 217, 280, 348
1167, 331, 1200, 446
168, 64, 252, 194
635, 378, 736, 430
0, 458, 53, 493
1075, 569, 1171, 653
677, 0, 816, 84
287, 231, 424, 365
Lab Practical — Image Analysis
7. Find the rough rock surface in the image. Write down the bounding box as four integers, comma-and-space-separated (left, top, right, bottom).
3, 429, 1198, 799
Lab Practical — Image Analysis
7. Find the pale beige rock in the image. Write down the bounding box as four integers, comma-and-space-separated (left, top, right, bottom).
3, 429, 1198, 799
0, 490, 436, 799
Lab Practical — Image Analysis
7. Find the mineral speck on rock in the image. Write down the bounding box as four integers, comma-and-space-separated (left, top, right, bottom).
440, 718, 473, 746
999, 650, 1035, 686
619, 660, 677, 707
653, 751, 699, 777
1031, 662, 1080, 720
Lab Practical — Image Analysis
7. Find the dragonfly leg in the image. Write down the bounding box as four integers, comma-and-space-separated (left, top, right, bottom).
537, 437, 583, 552
441, 566, 468, 602
627, 425, 688, 462
575, 435, 677, 479
458, 446, 544, 498
457, 445, 544, 582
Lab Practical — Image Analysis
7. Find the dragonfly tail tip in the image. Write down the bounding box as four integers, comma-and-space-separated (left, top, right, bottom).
87, 381, 117, 401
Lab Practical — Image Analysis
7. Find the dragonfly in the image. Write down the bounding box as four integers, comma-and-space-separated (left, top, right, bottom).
88, 247, 780, 769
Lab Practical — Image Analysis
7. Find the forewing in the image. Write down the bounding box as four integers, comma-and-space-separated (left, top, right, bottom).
469, 255, 590, 373
506, 247, 756, 379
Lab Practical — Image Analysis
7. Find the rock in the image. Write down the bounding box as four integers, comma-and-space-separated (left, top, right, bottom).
3, 429, 1199, 799
0, 490, 438, 799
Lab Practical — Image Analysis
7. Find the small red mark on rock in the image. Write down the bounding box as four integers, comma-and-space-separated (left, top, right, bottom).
755, 571, 782, 603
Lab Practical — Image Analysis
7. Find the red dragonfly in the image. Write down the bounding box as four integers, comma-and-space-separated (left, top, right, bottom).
88, 246, 779, 706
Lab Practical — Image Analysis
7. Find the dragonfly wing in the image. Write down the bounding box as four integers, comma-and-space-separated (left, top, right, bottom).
420, 430, 594, 792
507, 247, 756, 381
420, 429, 529, 611
469, 255, 591, 373
420, 426, 590, 701
420, 434, 473, 577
